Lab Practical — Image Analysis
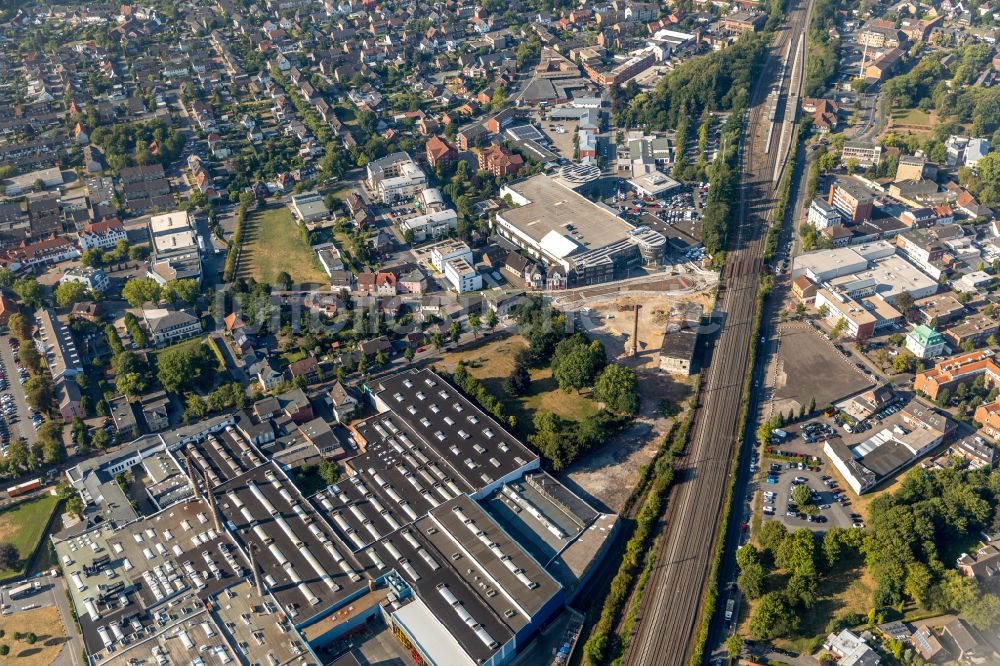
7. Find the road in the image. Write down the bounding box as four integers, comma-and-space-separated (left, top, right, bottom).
623, 1, 813, 664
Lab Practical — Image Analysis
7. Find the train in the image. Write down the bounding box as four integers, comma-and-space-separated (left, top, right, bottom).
6, 477, 41, 498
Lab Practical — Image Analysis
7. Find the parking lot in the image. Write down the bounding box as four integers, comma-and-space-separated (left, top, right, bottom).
761, 463, 859, 532
757, 417, 874, 532
767, 322, 874, 419
607, 185, 707, 257
0, 575, 60, 615
0, 334, 39, 450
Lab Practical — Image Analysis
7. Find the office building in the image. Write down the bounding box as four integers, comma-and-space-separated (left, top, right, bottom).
807, 197, 840, 230
905, 324, 945, 359
840, 141, 883, 167
444, 256, 482, 293
62, 266, 110, 293
290, 192, 330, 223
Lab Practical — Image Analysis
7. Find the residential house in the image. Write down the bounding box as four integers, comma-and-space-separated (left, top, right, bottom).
425, 135, 458, 168
327, 382, 359, 423
141, 391, 170, 432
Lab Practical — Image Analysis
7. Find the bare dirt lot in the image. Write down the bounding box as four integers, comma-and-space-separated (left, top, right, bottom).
569, 288, 714, 366
768, 322, 874, 417
0, 605, 69, 666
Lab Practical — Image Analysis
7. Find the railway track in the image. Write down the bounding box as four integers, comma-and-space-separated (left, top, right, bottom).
622, 2, 812, 664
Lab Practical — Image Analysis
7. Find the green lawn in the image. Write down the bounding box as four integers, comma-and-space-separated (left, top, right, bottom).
891, 107, 934, 127
0, 494, 59, 580
239, 205, 329, 286
154, 337, 206, 360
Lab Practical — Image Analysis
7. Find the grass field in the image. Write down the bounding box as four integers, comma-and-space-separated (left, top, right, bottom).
0, 605, 69, 666
436, 335, 598, 434
154, 337, 210, 361
0, 494, 59, 580
891, 107, 934, 126
239, 205, 329, 286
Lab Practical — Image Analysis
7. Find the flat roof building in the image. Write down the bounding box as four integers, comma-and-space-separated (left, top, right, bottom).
366, 152, 427, 204
824, 402, 952, 494
147, 210, 202, 284
496, 174, 665, 286
290, 192, 330, 223
628, 170, 682, 197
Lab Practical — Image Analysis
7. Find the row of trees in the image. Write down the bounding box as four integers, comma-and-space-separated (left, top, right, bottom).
804, 0, 844, 96
81, 238, 148, 268
222, 194, 253, 283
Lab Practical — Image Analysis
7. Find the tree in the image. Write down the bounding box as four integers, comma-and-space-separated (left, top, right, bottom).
0, 543, 18, 570
54, 281, 90, 308
122, 277, 162, 307
468, 313, 481, 338
485, 309, 499, 330
318, 459, 340, 485
24, 375, 53, 413
91, 429, 110, 449
892, 351, 915, 374
374, 350, 388, 366
12, 278, 42, 308
749, 592, 795, 640
757, 520, 788, 556
895, 291, 915, 315
275, 271, 293, 291
757, 416, 779, 445
594, 364, 639, 415
725, 634, 743, 659
830, 317, 847, 341
38, 421, 65, 463
404, 347, 415, 361
449, 320, 462, 343
503, 361, 531, 397
80, 249, 104, 267
65, 495, 85, 520
6, 313, 31, 342
18, 344, 41, 375
157, 345, 216, 393
162, 278, 200, 305
792, 483, 813, 508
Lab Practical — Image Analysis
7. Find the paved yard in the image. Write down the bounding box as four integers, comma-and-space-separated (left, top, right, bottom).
767, 322, 874, 417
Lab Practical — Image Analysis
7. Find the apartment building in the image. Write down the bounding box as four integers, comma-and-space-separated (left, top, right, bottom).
828, 179, 874, 223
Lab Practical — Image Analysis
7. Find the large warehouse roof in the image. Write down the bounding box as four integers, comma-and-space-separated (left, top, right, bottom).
498, 174, 637, 254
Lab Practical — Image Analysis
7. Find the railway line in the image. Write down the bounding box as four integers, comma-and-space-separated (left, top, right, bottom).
622, 1, 812, 664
